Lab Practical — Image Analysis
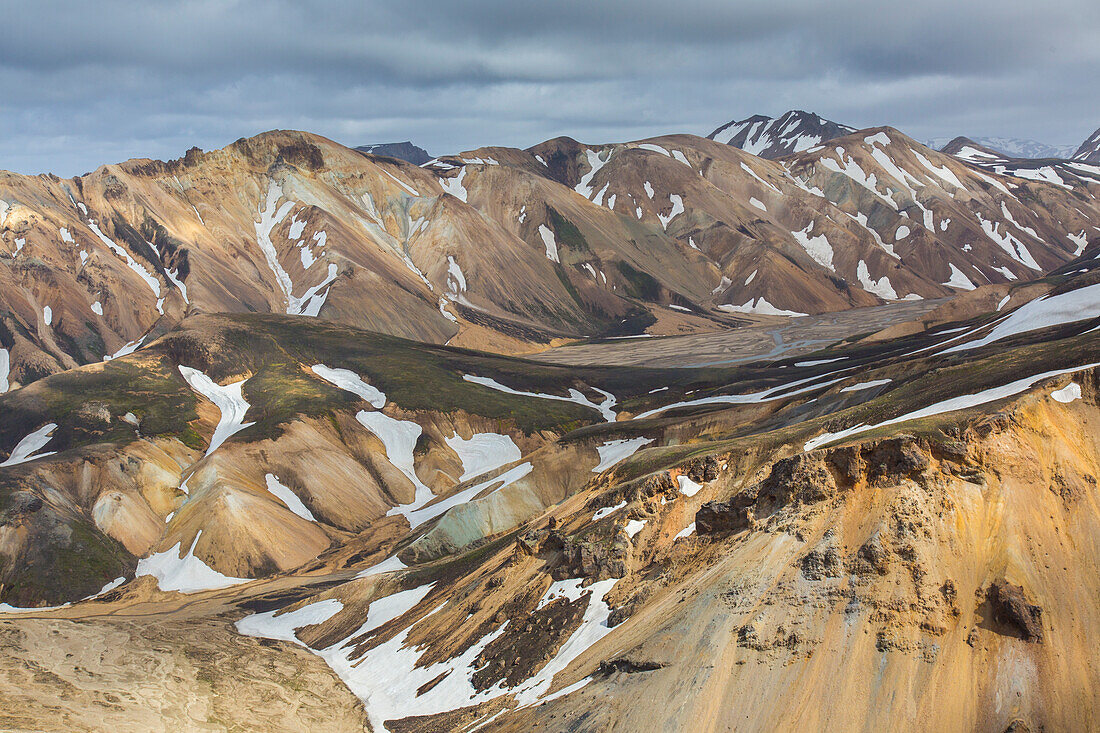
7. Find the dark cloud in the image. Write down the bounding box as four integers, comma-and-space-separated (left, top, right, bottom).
1, 0, 1096, 175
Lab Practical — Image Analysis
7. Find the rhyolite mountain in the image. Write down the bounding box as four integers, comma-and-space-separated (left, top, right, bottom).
2, 112, 1100, 733
708, 110, 856, 158
1073, 125, 1100, 164
3, 124, 1098, 392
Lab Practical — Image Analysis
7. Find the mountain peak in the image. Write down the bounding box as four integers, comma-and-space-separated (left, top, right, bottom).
708, 110, 856, 159
354, 141, 431, 165
1073, 126, 1100, 163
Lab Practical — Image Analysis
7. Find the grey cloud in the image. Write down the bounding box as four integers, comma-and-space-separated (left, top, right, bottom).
0, 0, 1096, 176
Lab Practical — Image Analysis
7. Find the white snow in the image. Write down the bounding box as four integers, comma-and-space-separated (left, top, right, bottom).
1, 423, 58, 466
538, 225, 560, 263
791, 221, 834, 271
975, 212, 1041, 271
677, 475, 702, 497
658, 194, 684, 229
0, 348, 8, 392
88, 577, 127, 598
91, 301, 103, 316
136, 531, 249, 594
178, 366, 254, 456
675, 523, 696, 540
943, 263, 976, 290
311, 364, 386, 408
944, 282, 1100, 353
576, 149, 611, 199
42, 306, 52, 326
356, 555, 408, 578
745, 269, 757, 285
1068, 230, 1088, 256
806, 361, 1100, 452
87, 220, 162, 302
104, 336, 145, 362
59, 227, 74, 243
636, 143, 670, 157
895, 225, 910, 240
593, 501, 627, 521
288, 216, 307, 240
236, 599, 344, 645
749, 197, 767, 212
382, 169, 420, 196
624, 520, 646, 539
1051, 382, 1082, 403
254, 182, 337, 316
356, 410, 435, 520
856, 260, 898, 300
463, 374, 617, 422
592, 437, 653, 473
643, 181, 655, 199
439, 167, 468, 202
719, 298, 807, 318
265, 473, 316, 522
864, 132, 892, 147
670, 304, 691, 312
841, 379, 892, 393
740, 162, 781, 193
997, 295, 1011, 311
445, 431, 522, 481
912, 150, 965, 189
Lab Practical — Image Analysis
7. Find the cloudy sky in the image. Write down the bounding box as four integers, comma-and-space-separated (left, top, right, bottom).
2, 0, 1097, 176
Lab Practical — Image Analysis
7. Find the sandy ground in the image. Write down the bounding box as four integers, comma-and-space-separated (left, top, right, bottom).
0, 576, 369, 733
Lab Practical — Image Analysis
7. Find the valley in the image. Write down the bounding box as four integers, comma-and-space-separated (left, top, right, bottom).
2, 109, 1100, 732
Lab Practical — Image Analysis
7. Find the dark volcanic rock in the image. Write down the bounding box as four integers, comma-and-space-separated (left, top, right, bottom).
685, 455, 720, 483
989, 581, 1044, 642
354, 141, 432, 165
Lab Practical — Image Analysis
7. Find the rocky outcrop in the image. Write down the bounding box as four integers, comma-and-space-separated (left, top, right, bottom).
697, 438, 932, 535
987, 580, 1044, 642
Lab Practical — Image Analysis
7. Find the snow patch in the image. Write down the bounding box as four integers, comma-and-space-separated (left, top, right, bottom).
265, 474, 316, 522
136, 531, 248, 594
445, 431, 522, 481
592, 437, 653, 473
178, 366, 254, 456
1, 423, 58, 466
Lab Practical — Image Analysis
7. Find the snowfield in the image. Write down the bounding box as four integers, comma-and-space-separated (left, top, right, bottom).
136, 531, 248, 594
445, 431, 522, 481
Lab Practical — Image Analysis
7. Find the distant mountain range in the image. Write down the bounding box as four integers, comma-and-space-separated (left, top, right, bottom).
925, 136, 1077, 159
354, 141, 431, 165
707, 110, 1091, 162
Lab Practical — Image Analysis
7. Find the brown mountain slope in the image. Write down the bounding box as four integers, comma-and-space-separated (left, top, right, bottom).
2, 127, 1098, 394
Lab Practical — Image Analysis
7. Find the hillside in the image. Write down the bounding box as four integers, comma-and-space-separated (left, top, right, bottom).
1, 247, 1099, 729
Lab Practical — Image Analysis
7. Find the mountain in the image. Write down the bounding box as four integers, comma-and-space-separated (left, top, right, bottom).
3, 108, 1100, 731
708, 110, 856, 158
1, 253, 1098, 730
3, 127, 1098, 396
1072, 125, 1100, 164
354, 141, 432, 166
928, 136, 1077, 159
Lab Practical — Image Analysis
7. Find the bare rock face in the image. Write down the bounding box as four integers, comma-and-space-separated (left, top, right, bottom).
684, 455, 720, 483
988, 580, 1044, 642
697, 439, 934, 535
696, 495, 756, 535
